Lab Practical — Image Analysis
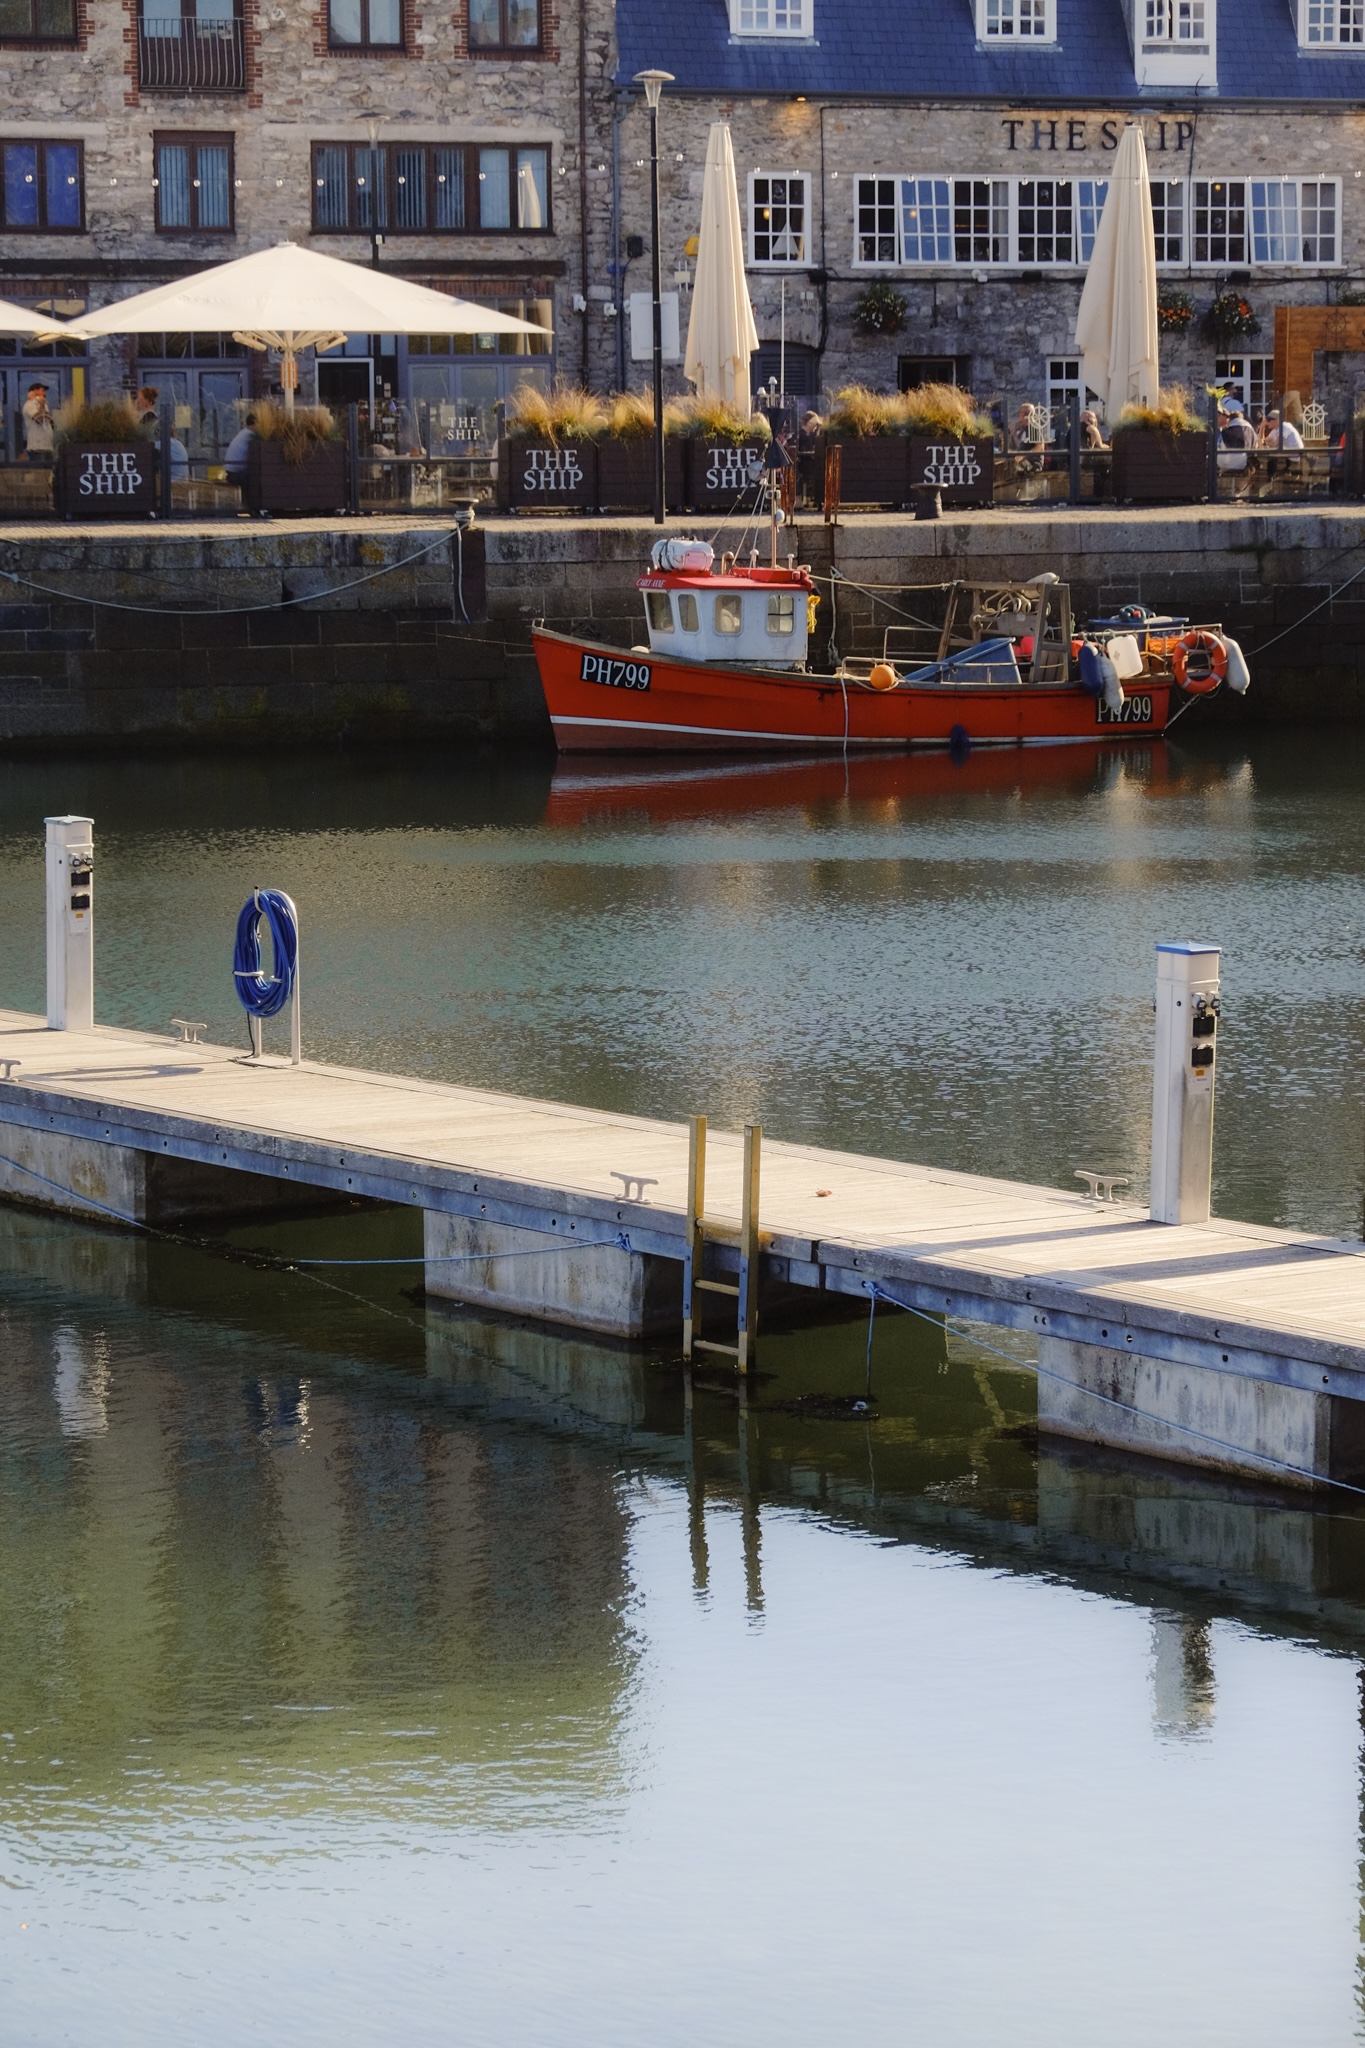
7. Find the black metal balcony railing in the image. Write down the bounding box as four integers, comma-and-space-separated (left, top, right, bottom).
138, 16, 245, 93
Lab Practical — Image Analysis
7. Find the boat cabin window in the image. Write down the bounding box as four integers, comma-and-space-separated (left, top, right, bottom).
715, 592, 744, 635
766, 591, 795, 636
646, 592, 674, 633
677, 592, 699, 631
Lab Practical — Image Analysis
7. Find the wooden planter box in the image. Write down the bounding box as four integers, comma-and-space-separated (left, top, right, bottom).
684, 436, 770, 512
55, 442, 157, 518
822, 435, 909, 507
1110, 428, 1208, 504
908, 436, 995, 507
244, 438, 347, 515
499, 436, 599, 512
594, 435, 685, 512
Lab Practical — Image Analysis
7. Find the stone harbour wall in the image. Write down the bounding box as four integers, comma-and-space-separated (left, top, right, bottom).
0, 504, 1363, 750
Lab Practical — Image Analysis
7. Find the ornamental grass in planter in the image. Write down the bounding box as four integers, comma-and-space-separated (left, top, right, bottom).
816, 383, 995, 506
594, 390, 684, 511
1110, 386, 1208, 504
500, 380, 606, 509
669, 394, 771, 512
53, 396, 158, 518
245, 401, 345, 514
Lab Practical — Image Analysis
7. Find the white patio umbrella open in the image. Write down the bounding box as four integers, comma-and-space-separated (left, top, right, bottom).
62, 242, 550, 411
0, 292, 81, 337
684, 122, 759, 419
1074, 122, 1160, 421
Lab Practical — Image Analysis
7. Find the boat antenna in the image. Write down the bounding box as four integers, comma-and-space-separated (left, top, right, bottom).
762, 405, 793, 570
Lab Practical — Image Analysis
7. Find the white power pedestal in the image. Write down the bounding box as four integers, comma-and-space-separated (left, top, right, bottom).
1150, 941, 1220, 1225
45, 814, 94, 1031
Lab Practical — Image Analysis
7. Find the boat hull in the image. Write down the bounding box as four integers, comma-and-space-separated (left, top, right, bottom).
534, 628, 1176, 754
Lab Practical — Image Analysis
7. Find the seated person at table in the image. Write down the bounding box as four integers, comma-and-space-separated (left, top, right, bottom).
1261, 409, 1304, 451
223, 414, 256, 489
1217, 398, 1255, 470
1079, 409, 1106, 449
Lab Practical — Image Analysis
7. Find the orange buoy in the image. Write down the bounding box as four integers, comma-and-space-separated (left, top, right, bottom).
867, 662, 899, 691
1171, 630, 1228, 694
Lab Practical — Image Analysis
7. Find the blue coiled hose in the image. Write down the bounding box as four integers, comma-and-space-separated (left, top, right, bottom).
233, 889, 298, 1019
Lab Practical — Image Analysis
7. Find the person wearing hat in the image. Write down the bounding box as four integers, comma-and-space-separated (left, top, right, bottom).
21, 381, 54, 465
1261, 408, 1304, 452
1217, 395, 1255, 483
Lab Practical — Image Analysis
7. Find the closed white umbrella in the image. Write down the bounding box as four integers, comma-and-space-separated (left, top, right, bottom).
684, 122, 759, 419
1074, 122, 1160, 419
63, 242, 549, 411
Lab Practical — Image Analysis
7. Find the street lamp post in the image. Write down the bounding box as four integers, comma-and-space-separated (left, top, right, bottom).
633, 69, 674, 525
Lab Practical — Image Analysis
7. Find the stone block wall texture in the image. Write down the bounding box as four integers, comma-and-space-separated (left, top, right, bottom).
0, 505, 1362, 747
4, 8, 1365, 413
613, 97, 1365, 410
0, 0, 618, 395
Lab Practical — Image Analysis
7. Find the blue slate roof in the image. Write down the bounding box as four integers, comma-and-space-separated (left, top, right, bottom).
614, 0, 1365, 102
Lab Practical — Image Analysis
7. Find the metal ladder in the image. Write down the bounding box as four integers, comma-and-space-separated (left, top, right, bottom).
682, 1115, 762, 1372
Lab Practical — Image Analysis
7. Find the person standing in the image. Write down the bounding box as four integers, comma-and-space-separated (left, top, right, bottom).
21, 381, 54, 465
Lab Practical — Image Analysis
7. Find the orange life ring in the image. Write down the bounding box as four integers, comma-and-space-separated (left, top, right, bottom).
1171, 630, 1228, 694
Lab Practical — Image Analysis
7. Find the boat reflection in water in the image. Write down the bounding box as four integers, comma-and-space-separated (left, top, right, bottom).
543, 739, 1174, 831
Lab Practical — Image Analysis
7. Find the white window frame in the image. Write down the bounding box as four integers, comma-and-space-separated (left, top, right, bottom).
1298, 0, 1364, 45
976, 0, 1056, 39
851, 173, 1338, 271
1143, 0, 1207, 42
748, 170, 811, 267
728, 0, 807, 35
1190, 176, 1339, 267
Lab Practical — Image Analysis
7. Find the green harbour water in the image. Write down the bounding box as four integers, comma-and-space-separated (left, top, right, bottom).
0, 729, 1364, 2045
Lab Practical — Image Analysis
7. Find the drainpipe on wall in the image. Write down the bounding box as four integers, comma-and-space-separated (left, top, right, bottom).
578, 0, 591, 385
612, 90, 627, 392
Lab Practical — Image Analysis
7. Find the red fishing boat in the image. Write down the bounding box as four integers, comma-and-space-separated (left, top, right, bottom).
533, 533, 1249, 755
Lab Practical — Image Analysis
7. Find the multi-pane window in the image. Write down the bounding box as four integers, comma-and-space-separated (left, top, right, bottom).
900, 178, 953, 263
0, 0, 76, 39
750, 173, 808, 264
468, 0, 539, 48
855, 177, 897, 264
729, 0, 805, 32
1151, 179, 1185, 262
1192, 179, 1246, 263
0, 139, 82, 231
1144, 0, 1205, 37
1215, 357, 1275, 415
154, 133, 233, 232
859, 174, 1337, 270
328, 0, 402, 48
311, 140, 550, 232
953, 178, 1009, 264
1249, 179, 1337, 263
1017, 179, 1072, 264
1302, 0, 1364, 41
979, 0, 1052, 35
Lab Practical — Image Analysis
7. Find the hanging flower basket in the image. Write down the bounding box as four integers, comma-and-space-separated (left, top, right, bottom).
1202, 292, 1261, 344
852, 283, 908, 337
1157, 289, 1195, 336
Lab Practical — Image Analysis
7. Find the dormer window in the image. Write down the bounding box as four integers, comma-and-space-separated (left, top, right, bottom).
1144, 0, 1205, 40
728, 0, 807, 34
1300, 0, 1364, 44
978, 0, 1054, 35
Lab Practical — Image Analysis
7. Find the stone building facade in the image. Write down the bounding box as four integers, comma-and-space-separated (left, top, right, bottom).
0, 0, 617, 458
612, 0, 1365, 431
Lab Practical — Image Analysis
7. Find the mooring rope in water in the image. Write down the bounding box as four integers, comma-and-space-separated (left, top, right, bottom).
0, 1146, 631, 1269
863, 1278, 1365, 1502
0, 528, 462, 617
